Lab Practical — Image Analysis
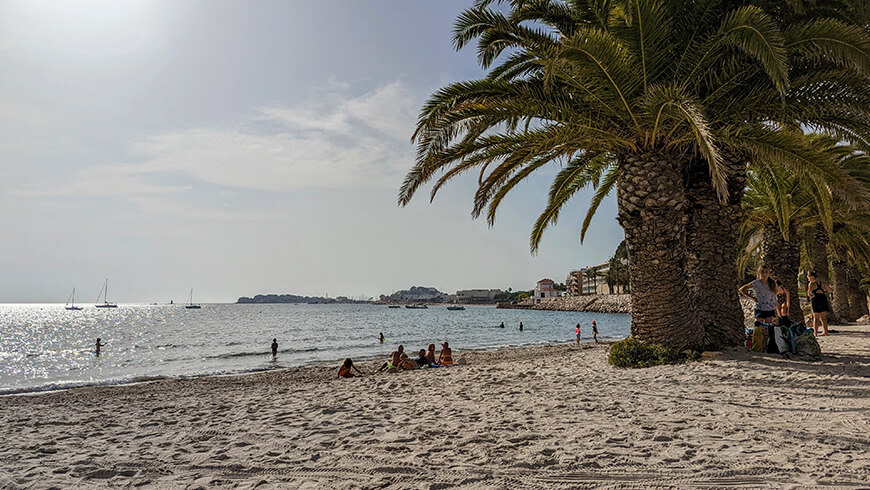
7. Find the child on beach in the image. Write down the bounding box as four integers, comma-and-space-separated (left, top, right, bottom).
774, 280, 791, 321
592, 321, 599, 344
575, 324, 581, 345
437, 342, 454, 365
338, 358, 364, 378
95, 338, 106, 356
738, 265, 779, 324
271, 338, 278, 357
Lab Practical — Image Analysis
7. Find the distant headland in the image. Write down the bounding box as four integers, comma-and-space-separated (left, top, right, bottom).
236, 294, 370, 304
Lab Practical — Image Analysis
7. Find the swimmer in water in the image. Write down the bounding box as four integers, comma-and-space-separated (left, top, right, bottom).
95, 338, 106, 356
379, 332, 385, 344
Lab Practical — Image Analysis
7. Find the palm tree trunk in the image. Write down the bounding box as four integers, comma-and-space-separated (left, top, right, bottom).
809, 224, 831, 283
845, 263, 868, 320
762, 223, 802, 320
617, 151, 700, 348
684, 154, 746, 349
831, 247, 852, 320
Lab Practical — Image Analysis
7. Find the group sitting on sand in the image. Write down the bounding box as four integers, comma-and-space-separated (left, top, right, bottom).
340, 342, 454, 378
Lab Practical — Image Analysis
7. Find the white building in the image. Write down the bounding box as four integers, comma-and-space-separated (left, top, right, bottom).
533, 278, 562, 304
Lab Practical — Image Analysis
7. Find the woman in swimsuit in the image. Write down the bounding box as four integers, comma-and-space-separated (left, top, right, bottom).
774, 280, 790, 321
437, 342, 454, 365
807, 272, 831, 336
738, 265, 778, 323
426, 344, 437, 365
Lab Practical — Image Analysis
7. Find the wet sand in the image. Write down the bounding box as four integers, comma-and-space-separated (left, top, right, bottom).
1, 325, 867, 489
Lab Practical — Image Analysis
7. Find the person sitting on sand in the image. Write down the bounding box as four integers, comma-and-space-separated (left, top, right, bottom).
437, 342, 454, 366
377, 345, 405, 372
415, 349, 429, 367
397, 353, 418, 370
426, 344, 437, 365
338, 358, 364, 378
271, 338, 278, 357
95, 338, 106, 356
592, 321, 599, 344
738, 265, 778, 324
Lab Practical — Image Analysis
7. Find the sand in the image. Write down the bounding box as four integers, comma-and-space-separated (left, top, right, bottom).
1, 326, 868, 489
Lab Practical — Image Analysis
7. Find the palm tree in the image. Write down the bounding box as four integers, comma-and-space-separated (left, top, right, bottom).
399, 0, 870, 349
740, 139, 870, 321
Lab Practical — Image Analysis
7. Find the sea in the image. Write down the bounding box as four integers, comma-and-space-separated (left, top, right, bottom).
0, 303, 631, 395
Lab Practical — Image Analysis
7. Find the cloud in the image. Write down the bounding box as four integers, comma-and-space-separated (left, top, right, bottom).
15, 81, 419, 199
128, 81, 418, 192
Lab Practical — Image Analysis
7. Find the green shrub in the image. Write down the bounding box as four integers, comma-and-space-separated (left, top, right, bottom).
607, 337, 697, 368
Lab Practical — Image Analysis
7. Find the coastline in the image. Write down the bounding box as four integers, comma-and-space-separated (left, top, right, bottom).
1, 325, 867, 488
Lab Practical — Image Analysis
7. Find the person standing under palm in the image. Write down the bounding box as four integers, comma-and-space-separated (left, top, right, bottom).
738, 266, 778, 324
807, 272, 831, 336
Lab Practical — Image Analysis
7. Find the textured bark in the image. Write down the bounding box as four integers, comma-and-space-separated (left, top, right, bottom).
809, 224, 831, 283
762, 223, 802, 320
845, 263, 868, 320
831, 247, 852, 321
617, 151, 701, 348
685, 154, 746, 349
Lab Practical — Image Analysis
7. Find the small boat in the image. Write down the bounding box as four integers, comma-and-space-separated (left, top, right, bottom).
387, 305, 401, 308
65, 288, 83, 311
185, 288, 201, 309
405, 304, 428, 309
94, 279, 118, 308
446, 305, 465, 311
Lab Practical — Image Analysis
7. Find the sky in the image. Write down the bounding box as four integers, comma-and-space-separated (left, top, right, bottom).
0, 0, 623, 303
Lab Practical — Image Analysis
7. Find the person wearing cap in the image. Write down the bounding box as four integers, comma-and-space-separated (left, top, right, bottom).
437, 342, 454, 365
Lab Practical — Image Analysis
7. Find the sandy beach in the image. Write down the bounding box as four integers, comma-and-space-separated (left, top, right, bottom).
1, 326, 867, 489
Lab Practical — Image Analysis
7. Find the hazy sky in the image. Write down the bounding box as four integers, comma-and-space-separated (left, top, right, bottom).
0, 0, 623, 303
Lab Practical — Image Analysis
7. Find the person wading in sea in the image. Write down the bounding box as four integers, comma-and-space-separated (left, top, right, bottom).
95, 338, 106, 356
271, 338, 278, 357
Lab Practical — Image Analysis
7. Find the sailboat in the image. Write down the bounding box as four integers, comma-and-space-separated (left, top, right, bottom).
65, 288, 83, 311
185, 288, 201, 309
94, 279, 118, 308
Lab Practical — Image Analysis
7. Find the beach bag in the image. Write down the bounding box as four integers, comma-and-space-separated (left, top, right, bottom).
793, 332, 822, 359
770, 325, 789, 354
750, 325, 764, 352
785, 323, 810, 354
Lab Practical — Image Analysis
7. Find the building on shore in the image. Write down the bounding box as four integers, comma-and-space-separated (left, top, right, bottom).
532, 278, 563, 304
566, 263, 610, 296
455, 289, 501, 304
